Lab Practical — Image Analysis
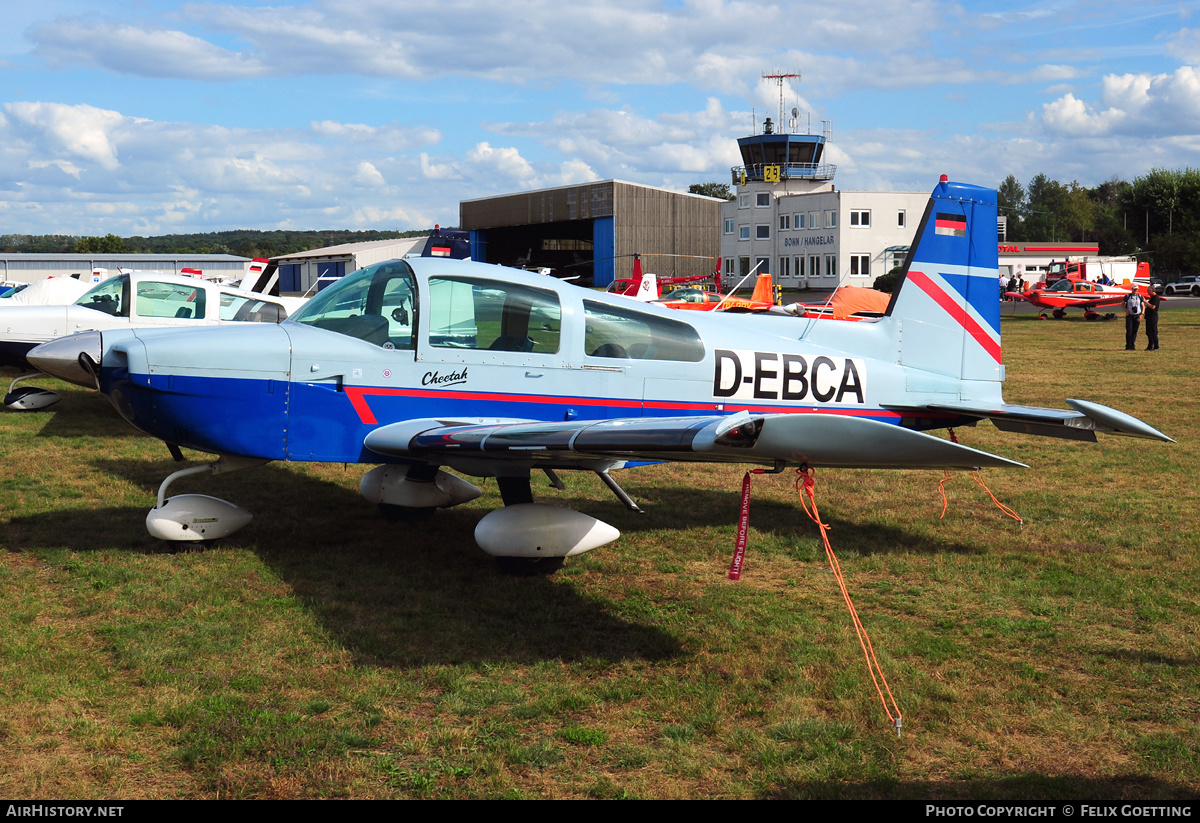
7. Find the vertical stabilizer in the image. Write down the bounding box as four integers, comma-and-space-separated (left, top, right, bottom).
887, 179, 1001, 384
750, 271, 775, 304
632, 272, 658, 302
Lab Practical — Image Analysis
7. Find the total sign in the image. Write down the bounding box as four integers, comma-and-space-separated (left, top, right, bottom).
712, 349, 867, 405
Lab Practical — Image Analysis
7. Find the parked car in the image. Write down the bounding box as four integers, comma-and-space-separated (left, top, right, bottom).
1164, 275, 1200, 296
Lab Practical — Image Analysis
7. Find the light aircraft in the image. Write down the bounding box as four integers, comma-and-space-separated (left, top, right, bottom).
1007, 274, 1145, 320
650, 271, 780, 313
30, 177, 1171, 571
0, 275, 98, 307
605, 254, 717, 298
3, 271, 296, 410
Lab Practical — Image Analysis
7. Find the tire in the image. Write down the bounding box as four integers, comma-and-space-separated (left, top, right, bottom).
377, 503, 436, 521
494, 556, 565, 576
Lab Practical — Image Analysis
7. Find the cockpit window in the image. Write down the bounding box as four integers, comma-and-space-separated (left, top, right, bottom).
661, 288, 706, 304
220, 293, 287, 323
135, 281, 207, 319
428, 277, 560, 353
289, 260, 416, 349
584, 300, 704, 361
76, 274, 131, 318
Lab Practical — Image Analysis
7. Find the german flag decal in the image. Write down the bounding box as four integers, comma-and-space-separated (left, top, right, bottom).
934, 212, 966, 237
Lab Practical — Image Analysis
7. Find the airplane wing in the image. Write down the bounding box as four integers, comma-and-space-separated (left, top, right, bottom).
1008, 291, 1128, 310
1071, 295, 1128, 310
362, 412, 1027, 471
883, 399, 1174, 443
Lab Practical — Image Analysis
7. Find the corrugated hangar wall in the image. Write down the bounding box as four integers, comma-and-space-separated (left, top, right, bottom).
460, 181, 719, 288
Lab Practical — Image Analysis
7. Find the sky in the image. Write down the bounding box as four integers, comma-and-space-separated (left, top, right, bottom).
1, 0, 1198, 236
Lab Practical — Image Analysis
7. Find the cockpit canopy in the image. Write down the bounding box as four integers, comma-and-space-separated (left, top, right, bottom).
288, 259, 706, 363
75, 273, 287, 322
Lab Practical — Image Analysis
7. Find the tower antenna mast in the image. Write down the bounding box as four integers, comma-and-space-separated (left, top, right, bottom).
761, 70, 800, 130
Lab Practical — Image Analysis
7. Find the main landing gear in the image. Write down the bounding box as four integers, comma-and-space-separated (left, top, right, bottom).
145, 455, 267, 541
474, 468, 637, 574
142, 456, 640, 575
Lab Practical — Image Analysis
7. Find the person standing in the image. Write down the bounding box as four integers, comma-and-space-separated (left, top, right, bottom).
1144, 286, 1161, 350
1123, 288, 1144, 350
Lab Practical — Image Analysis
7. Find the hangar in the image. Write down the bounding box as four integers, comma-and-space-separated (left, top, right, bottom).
0, 253, 249, 285
460, 180, 722, 288
273, 236, 430, 293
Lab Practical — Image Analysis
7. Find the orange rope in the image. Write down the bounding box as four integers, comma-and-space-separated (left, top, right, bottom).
970, 471, 1023, 524
940, 429, 1023, 524
795, 467, 902, 734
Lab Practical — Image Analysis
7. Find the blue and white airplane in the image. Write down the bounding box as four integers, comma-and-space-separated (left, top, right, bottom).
30, 178, 1171, 568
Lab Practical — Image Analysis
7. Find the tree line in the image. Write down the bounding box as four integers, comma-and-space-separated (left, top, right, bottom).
999, 168, 1200, 277
0, 228, 436, 258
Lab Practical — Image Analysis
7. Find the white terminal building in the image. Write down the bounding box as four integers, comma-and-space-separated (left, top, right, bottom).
719, 118, 928, 290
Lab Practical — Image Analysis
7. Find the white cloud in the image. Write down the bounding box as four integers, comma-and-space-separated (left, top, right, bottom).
354, 161, 385, 186
538, 158, 600, 188
419, 153, 461, 180
310, 120, 440, 149
1042, 67, 1200, 137
28, 159, 84, 178
30, 17, 264, 80
5, 102, 128, 169
27, 0, 948, 90
1165, 27, 1200, 63
0, 101, 463, 233
489, 100, 744, 185
466, 142, 536, 185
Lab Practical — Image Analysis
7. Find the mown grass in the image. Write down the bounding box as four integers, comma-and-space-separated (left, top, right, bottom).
0, 310, 1197, 798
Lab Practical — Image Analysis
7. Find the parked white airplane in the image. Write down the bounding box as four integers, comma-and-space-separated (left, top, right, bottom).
2, 271, 296, 409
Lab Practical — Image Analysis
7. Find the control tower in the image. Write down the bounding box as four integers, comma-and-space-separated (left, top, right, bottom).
730, 116, 836, 192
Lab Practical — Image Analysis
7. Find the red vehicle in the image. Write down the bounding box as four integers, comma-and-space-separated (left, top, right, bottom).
1009, 269, 1150, 319
605, 254, 718, 298
655, 271, 778, 312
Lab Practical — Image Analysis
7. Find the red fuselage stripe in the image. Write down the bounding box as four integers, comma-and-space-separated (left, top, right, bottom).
908, 270, 1002, 364
341, 385, 911, 426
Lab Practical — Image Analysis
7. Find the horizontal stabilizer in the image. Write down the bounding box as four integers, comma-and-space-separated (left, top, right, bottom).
886, 400, 1173, 443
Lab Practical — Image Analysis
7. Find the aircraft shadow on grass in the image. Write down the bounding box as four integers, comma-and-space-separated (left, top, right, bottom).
28, 390, 144, 440
91, 454, 989, 559
3, 457, 989, 667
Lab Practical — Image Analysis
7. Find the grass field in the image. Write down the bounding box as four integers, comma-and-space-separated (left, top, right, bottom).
1, 310, 1197, 799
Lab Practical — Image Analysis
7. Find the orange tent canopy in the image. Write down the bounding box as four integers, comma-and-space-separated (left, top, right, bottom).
826, 285, 890, 319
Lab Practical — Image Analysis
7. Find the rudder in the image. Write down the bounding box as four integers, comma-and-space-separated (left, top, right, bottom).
887, 178, 1002, 384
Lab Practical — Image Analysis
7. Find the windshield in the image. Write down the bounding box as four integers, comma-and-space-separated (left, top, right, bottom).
74, 274, 130, 317
661, 288, 706, 303
289, 259, 416, 349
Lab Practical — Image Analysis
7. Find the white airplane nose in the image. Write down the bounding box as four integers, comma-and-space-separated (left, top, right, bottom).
28, 331, 103, 388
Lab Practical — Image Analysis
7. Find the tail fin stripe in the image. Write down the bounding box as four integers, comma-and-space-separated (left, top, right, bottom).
907, 270, 1002, 364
